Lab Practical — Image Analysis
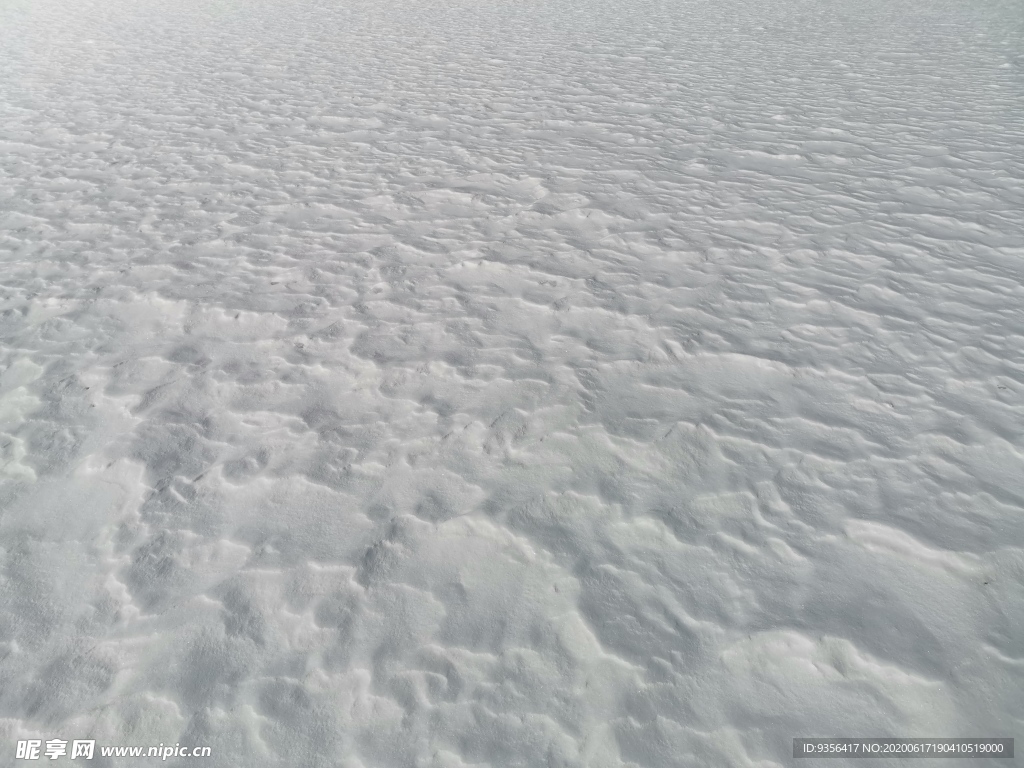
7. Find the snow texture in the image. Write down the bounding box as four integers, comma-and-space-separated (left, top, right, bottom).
1, 0, 1023, 765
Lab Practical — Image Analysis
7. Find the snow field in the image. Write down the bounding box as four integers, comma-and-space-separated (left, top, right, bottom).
1, 0, 1023, 765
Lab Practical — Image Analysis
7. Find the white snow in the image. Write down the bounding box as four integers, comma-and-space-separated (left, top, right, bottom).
1, 0, 1022, 764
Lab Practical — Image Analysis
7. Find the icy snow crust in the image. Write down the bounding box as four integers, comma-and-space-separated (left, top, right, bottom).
1, 0, 1023, 764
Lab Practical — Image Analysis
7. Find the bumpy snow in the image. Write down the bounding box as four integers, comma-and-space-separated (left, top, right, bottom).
1, 0, 1022, 764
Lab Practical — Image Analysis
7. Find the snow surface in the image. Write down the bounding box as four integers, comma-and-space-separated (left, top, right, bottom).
1, 0, 1023, 764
